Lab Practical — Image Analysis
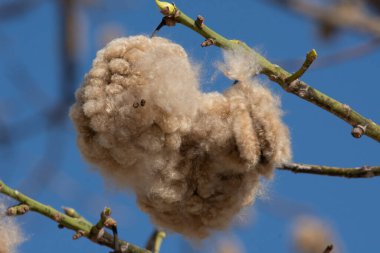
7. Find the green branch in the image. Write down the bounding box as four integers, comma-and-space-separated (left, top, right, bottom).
0, 180, 151, 253
278, 163, 380, 178
154, 2, 380, 143
145, 230, 166, 253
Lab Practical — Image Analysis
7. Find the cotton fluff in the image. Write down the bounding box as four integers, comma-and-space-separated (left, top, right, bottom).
0, 200, 25, 253
70, 35, 291, 238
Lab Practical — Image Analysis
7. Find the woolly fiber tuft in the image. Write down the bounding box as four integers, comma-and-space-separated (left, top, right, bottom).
71, 35, 291, 238
0, 200, 25, 253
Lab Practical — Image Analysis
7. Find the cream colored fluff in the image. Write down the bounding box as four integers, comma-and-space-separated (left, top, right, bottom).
0, 200, 25, 253
70, 35, 291, 238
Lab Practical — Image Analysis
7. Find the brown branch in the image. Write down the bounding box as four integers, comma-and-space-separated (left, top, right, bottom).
278, 163, 380, 178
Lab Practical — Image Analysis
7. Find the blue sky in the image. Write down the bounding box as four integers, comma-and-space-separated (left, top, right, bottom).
0, 0, 379, 252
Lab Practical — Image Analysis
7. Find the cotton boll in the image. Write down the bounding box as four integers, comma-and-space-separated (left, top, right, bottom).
0, 200, 25, 253
71, 35, 291, 238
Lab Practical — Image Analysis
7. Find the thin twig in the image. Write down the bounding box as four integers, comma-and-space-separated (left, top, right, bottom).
145, 230, 166, 253
154, 1, 380, 142
0, 180, 151, 253
278, 163, 380, 178
285, 49, 317, 83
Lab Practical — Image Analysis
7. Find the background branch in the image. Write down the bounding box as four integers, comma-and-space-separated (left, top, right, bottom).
268, 0, 380, 38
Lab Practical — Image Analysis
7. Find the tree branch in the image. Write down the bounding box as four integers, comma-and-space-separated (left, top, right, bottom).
0, 180, 151, 253
154, 1, 380, 143
278, 163, 380, 178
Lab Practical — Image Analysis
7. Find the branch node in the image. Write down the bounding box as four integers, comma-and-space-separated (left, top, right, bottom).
285, 79, 301, 92
73, 230, 86, 240
195, 15, 204, 28
285, 49, 318, 84
90, 207, 118, 240
6, 204, 30, 216
63, 207, 81, 218
104, 217, 117, 229
163, 16, 177, 27
201, 38, 216, 47
53, 213, 63, 222
351, 124, 367, 138
343, 104, 352, 117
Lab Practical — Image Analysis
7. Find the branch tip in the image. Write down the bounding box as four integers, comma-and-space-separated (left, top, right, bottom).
286, 48, 318, 83
155, 0, 176, 16
145, 230, 166, 253
103, 207, 112, 217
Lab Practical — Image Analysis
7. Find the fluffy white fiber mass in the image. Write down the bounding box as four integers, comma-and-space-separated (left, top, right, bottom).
70, 35, 291, 238
0, 200, 25, 253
